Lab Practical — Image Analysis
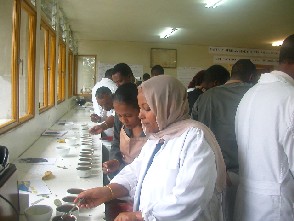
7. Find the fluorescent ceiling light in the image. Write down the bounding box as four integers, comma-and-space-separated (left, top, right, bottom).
205, 0, 225, 8
160, 28, 179, 39
272, 40, 283, 47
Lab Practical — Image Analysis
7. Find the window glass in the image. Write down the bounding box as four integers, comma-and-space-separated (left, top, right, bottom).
57, 42, 66, 102
19, 7, 30, 117
30, 0, 36, 6
19, 2, 35, 120
39, 26, 46, 109
48, 32, 55, 106
77, 56, 96, 94
0, 0, 13, 126
41, 0, 56, 29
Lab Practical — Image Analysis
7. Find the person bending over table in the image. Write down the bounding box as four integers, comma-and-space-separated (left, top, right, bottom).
102, 82, 147, 180
75, 75, 226, 221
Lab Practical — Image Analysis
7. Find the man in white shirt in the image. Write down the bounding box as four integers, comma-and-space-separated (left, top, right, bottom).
234, 34, 294, 221
91, 68, 117, 136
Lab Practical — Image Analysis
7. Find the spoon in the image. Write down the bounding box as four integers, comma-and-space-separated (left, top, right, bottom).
61, 198, 83, 219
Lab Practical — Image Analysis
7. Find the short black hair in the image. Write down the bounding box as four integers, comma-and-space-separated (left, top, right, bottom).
95, 86, 112, 98
231, 59, 256, 83
204, 64, 230, 85
112, 63, 133, 77
105, 68, 114, 78
151, 65, 164, 75
279, 34, 294, 64
113, 83, 139, 109
142, 73, 150, 81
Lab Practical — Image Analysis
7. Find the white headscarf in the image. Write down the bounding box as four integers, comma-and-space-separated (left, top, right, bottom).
139, 75, 226, 192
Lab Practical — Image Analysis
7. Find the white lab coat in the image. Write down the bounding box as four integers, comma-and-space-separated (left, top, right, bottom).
92, 78, 117, 116
92, 78, 117, 136
234, 71, 294, 221
112, 127, 223, 221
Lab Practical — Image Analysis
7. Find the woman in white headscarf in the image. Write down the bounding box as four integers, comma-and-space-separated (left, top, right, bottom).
76, 75, 226, 221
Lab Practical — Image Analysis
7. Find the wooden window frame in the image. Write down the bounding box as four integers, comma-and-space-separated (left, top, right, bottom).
19, 0, 36, 123
39, 19, 56, 113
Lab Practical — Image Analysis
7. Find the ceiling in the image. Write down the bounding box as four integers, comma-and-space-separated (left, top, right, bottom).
59, 0, 294, 49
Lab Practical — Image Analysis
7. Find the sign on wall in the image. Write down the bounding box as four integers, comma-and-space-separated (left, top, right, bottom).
209, 46, 279, 57
209, 46, 279, 66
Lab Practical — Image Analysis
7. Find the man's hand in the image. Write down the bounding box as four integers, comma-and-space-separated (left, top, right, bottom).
90, 114, 101, 123
89, 125, 105, 135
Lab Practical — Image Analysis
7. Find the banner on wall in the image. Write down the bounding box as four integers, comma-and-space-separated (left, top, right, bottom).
209, 46, 279, 57
213, 56, 279, 65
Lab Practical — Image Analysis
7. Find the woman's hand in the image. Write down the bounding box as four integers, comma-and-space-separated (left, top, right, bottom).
114, 212, 143, 221
74, 187, 110, 209
102, 159, 120, 174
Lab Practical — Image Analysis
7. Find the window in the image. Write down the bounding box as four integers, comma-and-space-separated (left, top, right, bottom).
76, 55, 96, 95
48, 30, 56, 106
0, 0, 74, 134
39, 21, 56, 111
0, 0, 36, 133
57, 41, 66, 102
19, 1, 36, 121
39, 25, 46, 109
41, 0, 56, 30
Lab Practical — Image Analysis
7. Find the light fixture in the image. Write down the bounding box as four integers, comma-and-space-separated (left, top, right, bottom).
160, 28, 179, 39
272, 40, 283, 47
205, 0, 226, 8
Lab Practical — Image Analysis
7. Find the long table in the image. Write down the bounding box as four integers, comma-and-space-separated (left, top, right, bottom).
15, 106, 105, 221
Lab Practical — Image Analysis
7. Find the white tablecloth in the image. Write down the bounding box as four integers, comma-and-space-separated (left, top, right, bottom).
16, 107, 105, 221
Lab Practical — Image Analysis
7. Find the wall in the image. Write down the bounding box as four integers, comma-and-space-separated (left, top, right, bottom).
78, 40, 215, 78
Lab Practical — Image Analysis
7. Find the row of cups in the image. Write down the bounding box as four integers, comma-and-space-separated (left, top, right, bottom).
77, 142, 100, 178
55, 123, 92, 157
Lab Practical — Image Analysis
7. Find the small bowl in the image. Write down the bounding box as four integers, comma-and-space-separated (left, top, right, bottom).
76, 166, 92, 178
56, 204, 79, 217
79, 157, 92, 162
67, 188, 84, 195
80, 149, 94, 153
79, 154, 93, 158
79, 127, 90, 135
52, 215, 77, 221
24, 204, 52, 221
78, 162, 92, 167
80, 147, 94, 152
62, 196, 76, 204
65, 137, 78, 145
55, 146, 70, 157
